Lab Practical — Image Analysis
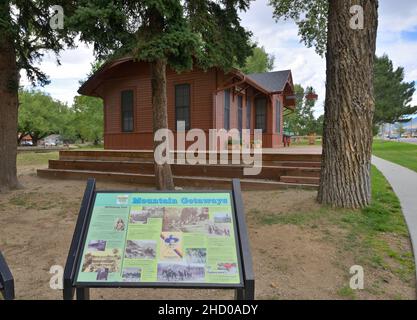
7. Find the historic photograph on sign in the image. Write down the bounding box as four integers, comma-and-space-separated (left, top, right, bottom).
87, 240, 107, 252
122, 267, 142, 282
157, 263, 205, 282
208, 223, 231, 237
96, 267, 109, 280
125, 240, 157, 259
81, 249, 122, 273
114, 218, 125, 232
185, 248, 207, 264
214, 212, 232, 223
162, 207, 210, 233
129, 207, 165, 224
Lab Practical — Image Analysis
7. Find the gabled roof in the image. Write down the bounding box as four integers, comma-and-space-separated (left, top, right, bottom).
78, 56, 293, 97
246, 70, 292, 93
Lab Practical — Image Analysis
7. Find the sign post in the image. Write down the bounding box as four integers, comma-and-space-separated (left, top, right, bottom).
0, 252, 15, 300
64, 178, 254, 300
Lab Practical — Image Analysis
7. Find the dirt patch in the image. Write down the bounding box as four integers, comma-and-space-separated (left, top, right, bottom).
0, 164, 415, 300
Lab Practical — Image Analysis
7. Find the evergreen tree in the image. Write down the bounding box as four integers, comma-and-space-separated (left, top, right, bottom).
374, 54, 417, 127
0, 1, 75, 192
241, 45, 275, 74
68, 0, 253, 189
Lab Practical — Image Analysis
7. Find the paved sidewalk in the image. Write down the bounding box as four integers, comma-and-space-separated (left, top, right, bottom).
372, 156, 417, 283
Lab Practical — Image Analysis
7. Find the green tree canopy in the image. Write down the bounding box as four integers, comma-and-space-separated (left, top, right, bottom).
374, 54, 417, 126
68, 0, 253, 72
269, 0, 328, 56
18, 89, 71, 145
285, 84, 320, 135
241, 45, 275, 74
71, 95, 104, 145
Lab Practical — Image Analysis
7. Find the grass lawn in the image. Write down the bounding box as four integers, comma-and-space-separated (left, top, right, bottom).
248, 165, 415, 299
17, 151, 59, 166
373, 140, 417, 173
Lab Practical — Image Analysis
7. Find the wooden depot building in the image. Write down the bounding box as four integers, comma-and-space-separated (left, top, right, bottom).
78, 57, 296, 150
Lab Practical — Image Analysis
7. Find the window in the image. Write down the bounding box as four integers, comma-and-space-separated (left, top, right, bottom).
224, 90, 231, 130
175, 84, 191, 130
246, 99, 251, 130
121, 90, 134, 132
276, 99, 281, 133
255, 98, 267, 133
238, 95, 243, 132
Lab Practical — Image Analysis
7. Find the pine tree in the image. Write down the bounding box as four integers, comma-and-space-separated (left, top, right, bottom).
0, 1, 74, 192
68, 0, 253, 190
374, 54, 417, 127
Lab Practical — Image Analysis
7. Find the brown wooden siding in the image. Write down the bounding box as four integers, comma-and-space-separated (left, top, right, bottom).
95, 60, 286, 149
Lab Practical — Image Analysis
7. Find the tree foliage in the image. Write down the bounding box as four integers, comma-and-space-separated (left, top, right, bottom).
374, 54, 417, 126
269, 0, 328, 56
241, 45, 275, 74
18, 89, 70, 144
285, 84, 321, 135
2, 1, 75, 86
67, 0, 253, 72
71, 95, 104, 145
18, 89, 103, 145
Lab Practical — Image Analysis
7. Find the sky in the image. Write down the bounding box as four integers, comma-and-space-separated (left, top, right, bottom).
21, 0, 417, 117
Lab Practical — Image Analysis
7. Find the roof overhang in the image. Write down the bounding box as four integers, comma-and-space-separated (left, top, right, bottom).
78, 57, 134, 97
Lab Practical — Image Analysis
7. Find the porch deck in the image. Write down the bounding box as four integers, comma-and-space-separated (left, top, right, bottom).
37, 148, 322, 190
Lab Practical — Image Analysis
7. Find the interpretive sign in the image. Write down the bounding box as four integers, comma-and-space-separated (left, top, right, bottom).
76, 192, 242, 285
64, 179, 254, 300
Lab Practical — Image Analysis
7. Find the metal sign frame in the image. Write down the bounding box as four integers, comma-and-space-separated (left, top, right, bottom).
63, 178, 254, 300
0, 252, 15, 300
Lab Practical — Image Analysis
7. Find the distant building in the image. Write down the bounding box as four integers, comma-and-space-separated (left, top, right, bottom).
39, 134, 63, 146
18, 134, 33, 146
379, 118, 417, 138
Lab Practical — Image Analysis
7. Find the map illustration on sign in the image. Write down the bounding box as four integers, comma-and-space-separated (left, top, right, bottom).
75, 193, 242, 285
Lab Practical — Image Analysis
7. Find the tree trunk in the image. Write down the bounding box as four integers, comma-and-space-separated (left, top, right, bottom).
150, 59, 175, 190
318, 0, 378, 208
0, 3, 21, 192
31, 135, 39, 146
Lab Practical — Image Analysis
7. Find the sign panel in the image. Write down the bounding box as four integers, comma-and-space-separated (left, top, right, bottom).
75, 192, 242, 286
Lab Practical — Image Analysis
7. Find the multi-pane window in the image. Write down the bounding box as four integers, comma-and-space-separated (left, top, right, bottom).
121, 90, 134, 132
246, 99, 251, 130
175, 84, 191, 130
224, 90, 231, 130
276, 99, 281, 133
238, 95, 243, 132
255, 98, 267, 133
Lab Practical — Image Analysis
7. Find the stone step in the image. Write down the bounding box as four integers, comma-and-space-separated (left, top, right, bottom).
37, 169, 318, 191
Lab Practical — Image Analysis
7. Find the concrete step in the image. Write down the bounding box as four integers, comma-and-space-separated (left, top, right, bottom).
37, 169, 318, 191
48, 159, 321, 180
280, 176, 320, 186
